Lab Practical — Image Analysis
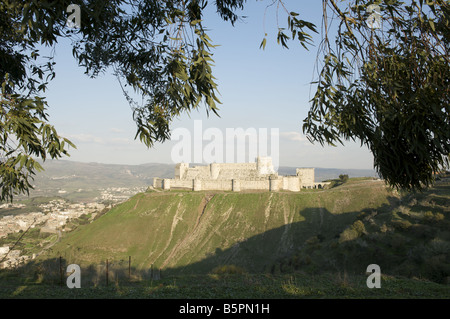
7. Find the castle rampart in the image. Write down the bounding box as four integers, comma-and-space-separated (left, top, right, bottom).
153, 157, 329, 192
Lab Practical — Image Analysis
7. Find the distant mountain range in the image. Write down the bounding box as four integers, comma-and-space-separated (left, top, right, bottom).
29, 159, 378, 191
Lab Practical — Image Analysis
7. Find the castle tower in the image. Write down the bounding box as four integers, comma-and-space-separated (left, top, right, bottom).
296, 168, 315, 188
256, 156, 275, 175
175, 163, 189, 180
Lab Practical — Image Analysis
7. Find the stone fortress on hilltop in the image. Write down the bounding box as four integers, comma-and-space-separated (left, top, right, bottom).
153, 157, 330, 192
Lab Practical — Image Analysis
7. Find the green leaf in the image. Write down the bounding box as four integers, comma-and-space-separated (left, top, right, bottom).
260, 37, 267, 50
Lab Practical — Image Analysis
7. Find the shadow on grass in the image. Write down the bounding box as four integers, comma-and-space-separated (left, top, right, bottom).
1, 192, 449, 298
1, 198, 396, 281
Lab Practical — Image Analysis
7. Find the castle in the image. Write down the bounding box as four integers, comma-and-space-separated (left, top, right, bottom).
153, 157, 329, 192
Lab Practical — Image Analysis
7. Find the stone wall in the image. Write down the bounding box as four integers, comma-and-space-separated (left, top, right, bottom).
173, 157, 275, 181
152, 177, 307, 192
282, 176, 301, 192
202, 180, 233, 191
239, 180, 270, 191
152, 157, 316, 192
153, 178, 163, 188
170, 179, 195, 189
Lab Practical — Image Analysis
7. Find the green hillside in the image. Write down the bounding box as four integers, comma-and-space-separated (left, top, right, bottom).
37, 178, 424, 277
2, 176, 450, 298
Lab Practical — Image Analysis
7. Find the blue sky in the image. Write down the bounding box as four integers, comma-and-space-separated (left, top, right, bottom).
43, 0, 374, 169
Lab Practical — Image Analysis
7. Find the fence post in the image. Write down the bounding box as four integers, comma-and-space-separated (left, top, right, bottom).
59, 256, 63, 287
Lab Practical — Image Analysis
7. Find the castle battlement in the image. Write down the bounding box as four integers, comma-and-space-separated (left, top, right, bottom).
153, 157, 329, 192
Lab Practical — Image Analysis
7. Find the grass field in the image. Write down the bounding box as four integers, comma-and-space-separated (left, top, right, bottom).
0, 271, 448, 299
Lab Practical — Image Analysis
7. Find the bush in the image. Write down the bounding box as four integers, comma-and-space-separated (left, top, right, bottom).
339, 228, 359, 243
389, 233, 409, 250
428, 238, 450, 255
339, 174, 349, 183
423, 211, 445, 224
271, 263, 281, 275
211, 264, 247, 275
425, 255, 450, 284
391, 219, 412, 231
352, 220, 366, 235
338, 220, 366, 244
409, 224, 436, 239
306, 236, 321, 246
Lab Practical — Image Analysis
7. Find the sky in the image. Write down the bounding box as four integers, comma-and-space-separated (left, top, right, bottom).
43, 0, 375, 170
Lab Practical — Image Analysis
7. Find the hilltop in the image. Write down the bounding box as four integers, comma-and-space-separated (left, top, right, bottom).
31, 175, 449, 286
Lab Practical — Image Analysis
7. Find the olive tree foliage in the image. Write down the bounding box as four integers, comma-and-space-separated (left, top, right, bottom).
1, 1, 74, 202
0, 0, 249, 201
1, 0, 317, 202
301, 0, 449, 191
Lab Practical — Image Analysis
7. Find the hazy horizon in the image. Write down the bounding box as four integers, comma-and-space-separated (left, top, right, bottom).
39, 158, 377, 172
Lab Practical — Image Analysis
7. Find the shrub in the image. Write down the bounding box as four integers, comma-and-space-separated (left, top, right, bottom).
339, 220, 366, 244
428, 238, 450, 255
423, 211, 444, 224
339, 174, 349, 183
389, 233, 409, 250
352, 220, 366, 235
425, 255, 450, 284
409, 224, 436, 239
391, 219, 412, 231
306, 236, 320, 246
271, 263, 281, 275
339, 228, 359, 243
211, 264, 247, 275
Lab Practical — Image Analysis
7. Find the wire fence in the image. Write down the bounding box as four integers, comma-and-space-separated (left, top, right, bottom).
0, 255, 162, 288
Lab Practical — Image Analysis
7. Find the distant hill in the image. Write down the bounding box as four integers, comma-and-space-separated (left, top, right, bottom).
22, 160, 173, 200
30, 159, 377, 190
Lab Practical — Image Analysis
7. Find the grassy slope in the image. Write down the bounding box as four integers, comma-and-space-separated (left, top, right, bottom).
2, 177, 450, 298
39, 179, 395, 275
1, 272, 449, 299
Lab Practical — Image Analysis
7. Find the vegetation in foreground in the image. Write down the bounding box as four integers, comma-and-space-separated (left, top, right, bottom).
0, 270, 449, 299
